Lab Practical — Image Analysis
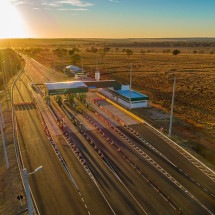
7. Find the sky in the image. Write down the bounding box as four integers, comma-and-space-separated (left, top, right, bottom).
0, 0, 215, 38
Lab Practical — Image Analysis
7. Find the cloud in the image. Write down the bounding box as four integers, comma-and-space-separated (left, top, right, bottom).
57, 0, 93, 7
109, 0, 119, 3
41, 2, 58, 7
10, 0, 94, 9
10, 0, 30, 6
58, 8, 87, 11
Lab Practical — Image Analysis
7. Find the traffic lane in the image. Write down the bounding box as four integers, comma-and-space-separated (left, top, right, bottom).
16, 109, 87, 215
78, 143, 148, 215
85, 130, 180, 215
13, 79, 32, 104
87, 92, 215, 192
88, 129, 209, 213
28, 59, 71, 83
73, 103, 210, 213
51, 134, 114, 215
131, 123, 215, 193
114, 125, 215, 210
67, 128, 148, 215
52, 101, 147, 214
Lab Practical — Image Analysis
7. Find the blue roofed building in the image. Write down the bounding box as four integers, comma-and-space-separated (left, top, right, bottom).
64, 65, 87, 79
100, 84, 150, 109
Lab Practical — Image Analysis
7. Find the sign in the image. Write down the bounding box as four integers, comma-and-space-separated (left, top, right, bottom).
17, 195, 23, 206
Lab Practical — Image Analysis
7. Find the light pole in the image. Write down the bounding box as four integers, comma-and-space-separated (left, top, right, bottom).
23, 166, 43, 215
0, 110, 9, 169
0, 103, 4, 128
129, 63, 132, 110
168, 76, 176, 137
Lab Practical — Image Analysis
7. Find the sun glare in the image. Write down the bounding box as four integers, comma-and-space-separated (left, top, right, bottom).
0, 0, 27, 38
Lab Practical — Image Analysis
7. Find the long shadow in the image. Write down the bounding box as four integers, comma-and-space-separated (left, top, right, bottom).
85, 130, 134, 185
66, 124, 143, 214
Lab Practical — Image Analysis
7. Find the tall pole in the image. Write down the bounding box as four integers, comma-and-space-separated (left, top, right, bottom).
23, 168, 34, 215
9, 59, 13, 77
168, 76, 176, 137
53, 60, 55, 73
1, 62, 6, 91
0, 113, 9, 169
129, 63, 132, 110
0, 104, 4, 128
1, 61, 9, 110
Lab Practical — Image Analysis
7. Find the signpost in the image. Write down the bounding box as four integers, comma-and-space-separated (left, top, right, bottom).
17, 195, 23, 206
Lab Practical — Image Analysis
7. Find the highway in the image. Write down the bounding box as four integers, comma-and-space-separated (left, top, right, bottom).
13, 56, 215, 215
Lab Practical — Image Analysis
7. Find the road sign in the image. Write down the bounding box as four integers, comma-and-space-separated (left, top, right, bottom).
17, 195, 23, 200
17, 195, 23, 206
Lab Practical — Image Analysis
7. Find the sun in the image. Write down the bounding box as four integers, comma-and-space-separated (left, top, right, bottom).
0, 0, 28, 38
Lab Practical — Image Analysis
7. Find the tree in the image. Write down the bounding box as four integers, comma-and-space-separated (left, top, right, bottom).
69, 48, 80, 56
53, 48, 67, 57
125, 49, 133, 57
86, 46, 98, 53
98, 48, 107, 60
172, 49, 180, 55
103, 47, 111, 53
71, 54, 81, 65
140, 49, 145, 54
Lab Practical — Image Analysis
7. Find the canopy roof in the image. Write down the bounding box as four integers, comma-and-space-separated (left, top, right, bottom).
44, 80, 122, 95
45, 81, 88, 95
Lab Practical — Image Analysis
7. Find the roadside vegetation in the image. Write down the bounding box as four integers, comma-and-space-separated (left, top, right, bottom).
0, 48, 26, 214
0, 48, 24, 90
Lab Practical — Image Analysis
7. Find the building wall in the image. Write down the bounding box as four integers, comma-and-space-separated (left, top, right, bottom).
100, 89, 148, 109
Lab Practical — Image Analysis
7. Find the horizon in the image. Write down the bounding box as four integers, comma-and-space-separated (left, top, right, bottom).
1, 37, 215, 40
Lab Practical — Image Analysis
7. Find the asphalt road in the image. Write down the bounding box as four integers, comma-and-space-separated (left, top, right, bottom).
13, 56, 215, 215
13, 61, 91, 214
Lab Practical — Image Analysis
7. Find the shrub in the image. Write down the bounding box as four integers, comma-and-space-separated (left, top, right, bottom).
172, 49, 180, 55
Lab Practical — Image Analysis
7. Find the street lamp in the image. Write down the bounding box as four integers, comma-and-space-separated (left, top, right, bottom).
168, 76, 176, 138
129, 63, 132, 110
0, 108, 9, 169
28, 166, 43, 175
23, 166, 43, 215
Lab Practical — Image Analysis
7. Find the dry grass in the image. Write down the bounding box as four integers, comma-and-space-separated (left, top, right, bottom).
2, 38, 215, 164
0, 49, 26, 214
0, 100, 27, 215
0, 39, 214, 214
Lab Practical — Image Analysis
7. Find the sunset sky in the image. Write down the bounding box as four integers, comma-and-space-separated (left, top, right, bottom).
1, 0, 215, 38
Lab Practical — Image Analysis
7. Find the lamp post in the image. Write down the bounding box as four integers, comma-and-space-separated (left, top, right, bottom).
23, 166, 43, 215
129, 63, 132, 110
0, 109, 9, 169
168, 76, 176, 137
